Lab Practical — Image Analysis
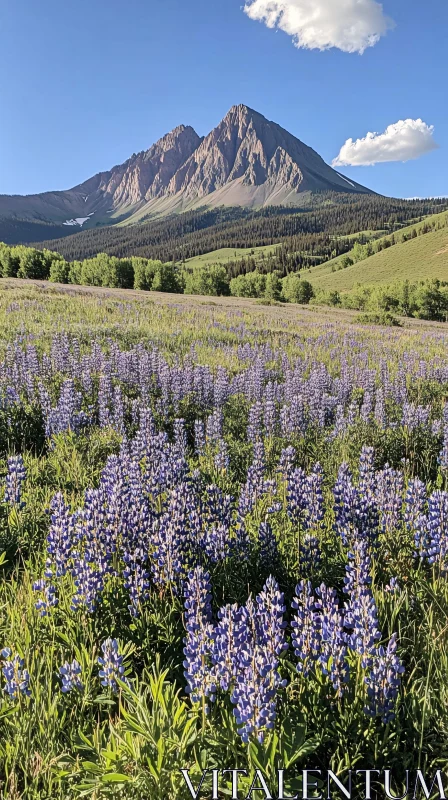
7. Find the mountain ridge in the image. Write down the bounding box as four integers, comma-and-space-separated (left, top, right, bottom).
0, 105, 374, 243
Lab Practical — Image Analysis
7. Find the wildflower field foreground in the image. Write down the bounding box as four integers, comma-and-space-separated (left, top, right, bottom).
0, 282, 447, 799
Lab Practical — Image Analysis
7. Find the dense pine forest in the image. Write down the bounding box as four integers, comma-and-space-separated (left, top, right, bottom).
0, 217, 72, 246
31, 194, 448, 266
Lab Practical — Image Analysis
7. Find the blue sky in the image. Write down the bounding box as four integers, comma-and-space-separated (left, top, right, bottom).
0, 0, 446, 199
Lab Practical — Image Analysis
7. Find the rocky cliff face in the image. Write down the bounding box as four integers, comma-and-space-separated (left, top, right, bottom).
92, 125, 203, 207
0, 105, 372, 237
165, 105, 370, 204
0, 125, 202, 225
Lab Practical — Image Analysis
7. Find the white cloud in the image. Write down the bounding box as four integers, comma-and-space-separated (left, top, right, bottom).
332, 119, 439, 166
243, 0, 394, 55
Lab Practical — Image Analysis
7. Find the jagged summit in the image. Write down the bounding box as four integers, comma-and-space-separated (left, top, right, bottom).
159, 104, 371, 210
0, 105, 373, 240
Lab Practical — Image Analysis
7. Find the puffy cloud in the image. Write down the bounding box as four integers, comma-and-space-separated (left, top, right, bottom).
243, 0, 394, 55
332, 119, 439, 166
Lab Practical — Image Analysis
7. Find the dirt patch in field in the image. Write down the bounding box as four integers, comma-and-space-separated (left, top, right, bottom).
435, 242, 448, 255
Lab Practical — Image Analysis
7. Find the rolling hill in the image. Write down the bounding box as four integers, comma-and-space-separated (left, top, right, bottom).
309, 212, 448, 291
182, 243, 280, 271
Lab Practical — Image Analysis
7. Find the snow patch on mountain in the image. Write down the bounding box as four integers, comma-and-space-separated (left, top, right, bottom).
63, 214, 94, 227
335, 172, 356, 188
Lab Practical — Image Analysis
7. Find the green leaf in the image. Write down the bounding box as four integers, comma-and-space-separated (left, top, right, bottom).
81, 761, 102, 773
101, 773, 132, 783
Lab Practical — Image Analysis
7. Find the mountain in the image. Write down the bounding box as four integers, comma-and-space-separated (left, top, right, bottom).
162, 105, 371, 209
0, 125, 202, 242
0, 105, 373, 244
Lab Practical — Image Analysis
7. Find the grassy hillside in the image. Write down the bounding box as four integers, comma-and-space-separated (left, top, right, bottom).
182, 243, 280, 270
182, 214, 446, 278
309, 211, 448, 291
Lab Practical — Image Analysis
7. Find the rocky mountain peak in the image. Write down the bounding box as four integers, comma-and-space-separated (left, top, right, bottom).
0, 105, 372, 239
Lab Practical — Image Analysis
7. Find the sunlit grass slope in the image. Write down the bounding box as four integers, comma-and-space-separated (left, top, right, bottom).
310, 214, 448, 291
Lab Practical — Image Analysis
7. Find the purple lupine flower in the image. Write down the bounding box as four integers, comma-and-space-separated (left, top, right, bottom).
439, 426, 448, 471
282, 395, 307, 437
123, 554, 150, 618
267, 501, 283, 514
238, 442, 276, 517
258, 522, 280, 571
152, 483, 198, 588
346, 401, 358, 428
59, 660, 83, 693
333, 463, 358, 547
183, 567, 216, 711
432, 420, 442, 437
365, 633, 404, 723
414, 512, 430, 560
247, 402, 263, 443
358, 446, 376, 496
346, 585, 382, 668
46, 493, 74, 577
329, 403, 347, 442
206, 409, 223, 445
1, 649, 30, 699
425, 490, 448, 573
287, 463, 324, 533
201, 518, 234, 564
71, 561, 105, 614
4, 455, 26, 508
194, 420, 206, 456
98, 639, 126, 692
344, 540, 381, 667
315, 584, 349, 696
300, 533, 321, 574
255, 576, 288, 665
263, 399, 277, 438
303, 463, 324, 531
404, 479, 427, 532
343, 538, 372, 595
233, 512, 251, 562
231, 579, 287, 743
374, 389, 386, 428
358, 448, 380, 546
278, 446, 296, 479
291, 580, 321, 677
45, 378, 89, 437
360, 391, 373, 423
98, 374, 112, 429
70, 488, 111, 612
376, 466, 404, 534
214, 366, 229, 407
212, 603, 246, 692
32, 578, 58, 616
286, 466, 307, 527
385, 577, 400, 593
214, 438, 230, 472
203, 484, 232, 526
402, 403, 430, 431
112, 384, 125, 434
174, 418, 188, 459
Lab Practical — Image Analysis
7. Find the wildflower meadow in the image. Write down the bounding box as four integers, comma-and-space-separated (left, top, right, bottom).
0, 284, 447, 799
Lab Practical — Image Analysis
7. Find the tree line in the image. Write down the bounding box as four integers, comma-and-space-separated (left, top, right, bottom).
1, 235, 447, 321
313, 279, 448, 322
332, 211, 448, 272
31, 195, 448, 266
0, 242, 317, 305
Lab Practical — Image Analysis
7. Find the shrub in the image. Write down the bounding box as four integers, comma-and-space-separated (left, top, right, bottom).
282, 274, 314, 304
355, 311, 402, 327
183, 263, 229, 296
